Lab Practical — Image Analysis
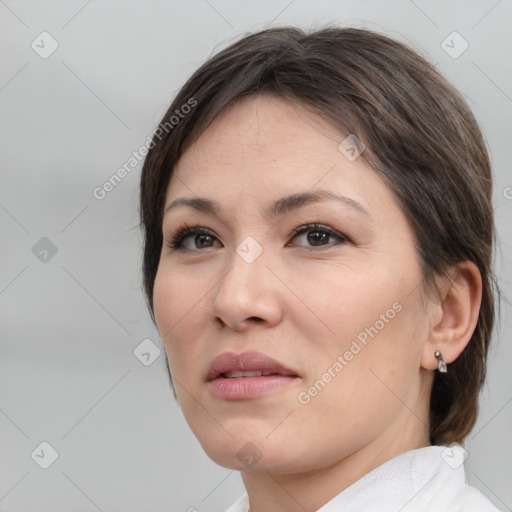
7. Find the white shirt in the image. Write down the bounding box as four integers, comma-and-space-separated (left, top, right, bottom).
225, 444, 502, 512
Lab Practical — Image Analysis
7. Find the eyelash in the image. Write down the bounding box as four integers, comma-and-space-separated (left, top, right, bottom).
167, 222, 349, 251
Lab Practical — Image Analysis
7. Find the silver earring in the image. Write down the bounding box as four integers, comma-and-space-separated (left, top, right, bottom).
435, 350, 448, 373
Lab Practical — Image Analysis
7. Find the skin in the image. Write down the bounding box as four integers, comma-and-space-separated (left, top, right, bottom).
153, 95, 482, 512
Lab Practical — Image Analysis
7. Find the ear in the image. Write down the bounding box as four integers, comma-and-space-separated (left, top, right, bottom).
421, 261, 482, 371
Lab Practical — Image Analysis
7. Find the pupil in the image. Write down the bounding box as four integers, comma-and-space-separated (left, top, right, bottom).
196, 234, 212, 248
308, 231, 328, 246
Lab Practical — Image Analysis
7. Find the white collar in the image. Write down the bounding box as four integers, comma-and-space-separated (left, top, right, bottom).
225, 444, 500, 512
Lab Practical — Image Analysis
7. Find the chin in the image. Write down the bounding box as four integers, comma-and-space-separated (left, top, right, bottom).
197, 432, 307, 474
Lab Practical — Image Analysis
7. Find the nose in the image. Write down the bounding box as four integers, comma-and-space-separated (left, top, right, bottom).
209, 246, 283, 332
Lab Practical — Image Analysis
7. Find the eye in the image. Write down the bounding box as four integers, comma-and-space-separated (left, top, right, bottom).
167, 222, 348, 252
168, 224, 222, 251
288, 223, 348, 249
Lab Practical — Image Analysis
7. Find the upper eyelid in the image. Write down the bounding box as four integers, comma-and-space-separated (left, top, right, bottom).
170, 223, 341, 239
169, 223, 347, 248
290, 223, 344, 238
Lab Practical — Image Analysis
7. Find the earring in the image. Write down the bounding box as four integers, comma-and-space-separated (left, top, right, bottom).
434, 350, 448, 373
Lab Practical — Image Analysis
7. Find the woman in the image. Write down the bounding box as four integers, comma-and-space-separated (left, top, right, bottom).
139, 26, 502, 511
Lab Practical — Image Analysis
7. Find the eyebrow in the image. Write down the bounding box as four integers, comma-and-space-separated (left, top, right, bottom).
164, 190, 372, 221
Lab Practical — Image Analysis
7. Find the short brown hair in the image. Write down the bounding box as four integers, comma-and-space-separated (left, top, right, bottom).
139, 26, 500, 444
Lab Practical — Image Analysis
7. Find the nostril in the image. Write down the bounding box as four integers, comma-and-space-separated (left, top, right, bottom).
210, 317, 225, 330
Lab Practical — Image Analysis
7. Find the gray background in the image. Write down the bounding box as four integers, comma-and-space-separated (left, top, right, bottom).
1, 0, 511, 511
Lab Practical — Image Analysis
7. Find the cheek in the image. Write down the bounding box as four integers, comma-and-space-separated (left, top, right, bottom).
288, 261, 404, 345
153, 266, 206, 377
290, 259, 425, 394
291, 296, 423, 450
153, 267, 178, 339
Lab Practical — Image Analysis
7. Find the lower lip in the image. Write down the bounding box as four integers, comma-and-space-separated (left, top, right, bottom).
208, 375, 298, 400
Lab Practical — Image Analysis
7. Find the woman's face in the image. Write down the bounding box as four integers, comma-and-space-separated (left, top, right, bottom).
153, 95, 434, 473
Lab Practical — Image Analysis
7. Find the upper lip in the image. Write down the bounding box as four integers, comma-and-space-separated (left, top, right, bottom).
207, 350, 299, 381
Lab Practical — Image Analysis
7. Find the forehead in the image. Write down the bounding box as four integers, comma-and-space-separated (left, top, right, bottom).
165, 95, 398, 225
184, 95, 353, 167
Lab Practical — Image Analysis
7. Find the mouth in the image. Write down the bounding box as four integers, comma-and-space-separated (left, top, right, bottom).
207, 350, 299, 380
206, 350, 300, 400
221, 370, 282, 378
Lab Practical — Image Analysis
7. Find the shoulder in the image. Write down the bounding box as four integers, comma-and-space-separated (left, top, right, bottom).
450, 482, 503, 512
224, 493, 249, 512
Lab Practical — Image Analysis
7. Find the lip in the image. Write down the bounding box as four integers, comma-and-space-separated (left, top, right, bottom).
206, 350, 300, 400
207, 350, 298, 381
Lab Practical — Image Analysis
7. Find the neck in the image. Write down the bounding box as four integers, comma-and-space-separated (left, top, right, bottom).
242, 418, 431, 512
